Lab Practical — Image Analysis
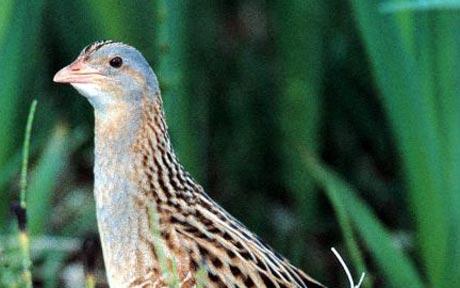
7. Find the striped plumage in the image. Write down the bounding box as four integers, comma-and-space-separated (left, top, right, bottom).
54, 41, 325, 288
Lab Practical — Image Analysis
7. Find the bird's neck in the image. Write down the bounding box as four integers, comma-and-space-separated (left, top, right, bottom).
92, 94, 190, 217
93, 101, 147, 287
93, 96, 176, 182
92, 95, 196, 286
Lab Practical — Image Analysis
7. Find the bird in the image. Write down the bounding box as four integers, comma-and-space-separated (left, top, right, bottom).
53, 40, 325, 288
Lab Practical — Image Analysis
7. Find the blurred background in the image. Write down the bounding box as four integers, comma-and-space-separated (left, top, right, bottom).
1, 0, 459, 287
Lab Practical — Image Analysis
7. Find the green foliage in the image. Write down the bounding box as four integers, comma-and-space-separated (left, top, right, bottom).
0, 240, 24, 288
273, 0, 324, 225
155, 0, 204, 180
20, 100, 37, 209
0, 100, 37, 288
303, 153, 423, 288
18, 101, 38, 288
27, 124, 70, 236
0, 0, 45, 228
0, 0, 460, 287
350, 1, 460, 287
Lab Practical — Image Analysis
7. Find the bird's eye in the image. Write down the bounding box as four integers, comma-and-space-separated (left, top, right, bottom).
109, 57, 123, 68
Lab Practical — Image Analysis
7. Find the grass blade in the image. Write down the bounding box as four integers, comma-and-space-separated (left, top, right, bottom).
16, 100, 38, 288
303, 153, 425, 288
350, 1, 448, 285
20, 100, 38, 209
317, 161, 369, 287
429, 12, 460, 287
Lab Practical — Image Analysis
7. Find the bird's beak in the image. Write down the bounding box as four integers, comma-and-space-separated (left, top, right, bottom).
53, 59, 102, 84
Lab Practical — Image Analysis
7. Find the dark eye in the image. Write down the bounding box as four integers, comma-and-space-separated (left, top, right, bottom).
109, 57, 123, 68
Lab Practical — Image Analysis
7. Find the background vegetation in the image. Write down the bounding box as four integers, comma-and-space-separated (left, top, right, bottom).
0, 1, 459, 287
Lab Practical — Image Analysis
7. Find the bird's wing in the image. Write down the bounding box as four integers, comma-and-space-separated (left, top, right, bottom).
171, 191, 325, 288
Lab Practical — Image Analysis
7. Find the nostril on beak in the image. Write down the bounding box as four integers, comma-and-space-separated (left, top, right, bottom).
69, 64, 81, 71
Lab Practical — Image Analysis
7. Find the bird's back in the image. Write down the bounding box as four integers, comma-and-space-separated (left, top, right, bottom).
126, 98, 324, 288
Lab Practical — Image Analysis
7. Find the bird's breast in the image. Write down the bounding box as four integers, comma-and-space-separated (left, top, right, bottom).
93, 133, 160, 287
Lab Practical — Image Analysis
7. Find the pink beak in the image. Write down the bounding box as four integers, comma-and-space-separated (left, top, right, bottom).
53, 59, 102, 84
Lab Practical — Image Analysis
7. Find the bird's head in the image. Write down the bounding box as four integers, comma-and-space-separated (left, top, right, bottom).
54, 41, 159, 111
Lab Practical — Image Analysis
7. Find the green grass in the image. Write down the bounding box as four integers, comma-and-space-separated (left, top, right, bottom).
347, 2, 460, 287
3, 100, 38, 288
1, 1, 460, 287
303, 152, 424, 288
18, 101, 38, 288
0, 1, 45, 227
